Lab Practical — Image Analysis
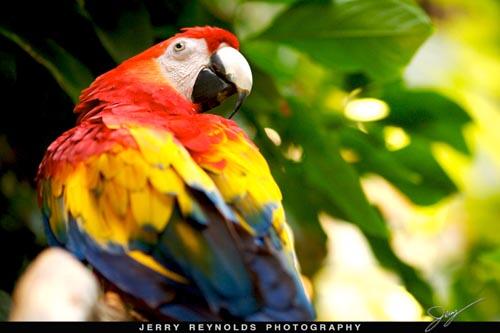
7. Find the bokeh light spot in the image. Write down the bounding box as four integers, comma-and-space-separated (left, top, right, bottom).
345, 98, 390, 122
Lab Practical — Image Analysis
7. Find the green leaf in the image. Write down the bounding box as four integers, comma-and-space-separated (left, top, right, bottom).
278, 98, 389, 237
337, 85, 470, 205
0, 27, 93, 102
244, 41, 299, 84
450, 245, 500, 320
340, 126, 458, 205
78, 0, 154, 63
391, 136, 457, 199
381, 85, 472, 153
479, 249, 500, 279
258, 0, 433, 79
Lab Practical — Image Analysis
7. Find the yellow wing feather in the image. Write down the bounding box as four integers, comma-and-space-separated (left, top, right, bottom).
43, 126, 228, 282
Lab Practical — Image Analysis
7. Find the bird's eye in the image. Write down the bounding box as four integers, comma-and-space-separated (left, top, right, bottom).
173, 41, 185, 52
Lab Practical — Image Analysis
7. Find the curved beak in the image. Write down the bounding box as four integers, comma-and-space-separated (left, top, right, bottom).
191, 46, 253, 118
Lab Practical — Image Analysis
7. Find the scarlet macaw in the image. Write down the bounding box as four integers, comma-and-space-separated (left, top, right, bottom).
37, 26, 314, 321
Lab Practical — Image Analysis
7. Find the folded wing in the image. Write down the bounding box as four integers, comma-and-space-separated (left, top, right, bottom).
37, 115, 314, 320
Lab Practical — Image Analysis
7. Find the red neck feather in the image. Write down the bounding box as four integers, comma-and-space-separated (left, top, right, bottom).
74, 58, 197, 123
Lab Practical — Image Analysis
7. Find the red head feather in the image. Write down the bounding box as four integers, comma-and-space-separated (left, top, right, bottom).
178, 26, 239, 52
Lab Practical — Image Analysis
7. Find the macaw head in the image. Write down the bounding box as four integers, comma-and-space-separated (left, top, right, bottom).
77, 26, 252, 118
157, 26, 252, 117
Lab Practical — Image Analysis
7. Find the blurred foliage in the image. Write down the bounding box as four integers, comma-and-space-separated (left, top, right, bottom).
0, 0, 498, 320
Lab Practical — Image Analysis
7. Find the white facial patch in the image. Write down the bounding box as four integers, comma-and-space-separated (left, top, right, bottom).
157, 38, 210, 100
